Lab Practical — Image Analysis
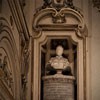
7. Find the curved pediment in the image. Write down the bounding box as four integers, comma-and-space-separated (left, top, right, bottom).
33, 0, 85, 32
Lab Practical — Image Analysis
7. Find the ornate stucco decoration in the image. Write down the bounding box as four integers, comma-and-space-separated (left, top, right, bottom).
0, 54, 13, 95
21, 40, 30, 100
42, 0, 74, 11
7, 0, 30, 42
21, 42, 30, 86
33, 0, 87, 38
33, 0, 85, 36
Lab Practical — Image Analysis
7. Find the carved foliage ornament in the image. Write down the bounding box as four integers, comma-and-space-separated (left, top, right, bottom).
39, 0, 81, 14
34, 0, 83, 25
0, 54, 13, 93
43, 0, 74, 10
33, 0, 86, 38
21, 41, 30, 98
93, 0, 100, 12
21, 42, 30, 100
35, 0, 82, 23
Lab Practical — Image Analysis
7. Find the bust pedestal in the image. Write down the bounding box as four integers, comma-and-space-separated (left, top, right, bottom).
42, 74, 75, 100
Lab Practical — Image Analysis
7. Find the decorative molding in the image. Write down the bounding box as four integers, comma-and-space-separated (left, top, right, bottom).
20, 40, 30, 100
21, 74, 27, 100
36, 0, 81, 14
10, 16, 13, 27
32, 1, 88, 100
33, 31, 87, 100
0, 55, 13, 94
21, 41, 30, 76
42, 0, 74, 10
33, 7, 86, 38
7, 0, 30, 43
0, 17, 21, 100
33, 0, 86, 38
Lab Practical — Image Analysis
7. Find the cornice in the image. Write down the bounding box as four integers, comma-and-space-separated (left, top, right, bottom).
33, 0, 88, 38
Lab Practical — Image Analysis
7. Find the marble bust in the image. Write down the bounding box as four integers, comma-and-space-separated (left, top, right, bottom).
46, 45, 72, 75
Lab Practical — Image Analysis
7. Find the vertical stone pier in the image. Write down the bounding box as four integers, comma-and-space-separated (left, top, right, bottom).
43, 74, 75, 100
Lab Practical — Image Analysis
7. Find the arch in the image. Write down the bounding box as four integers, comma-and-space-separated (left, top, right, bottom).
0, 16, 21, 100
33, 7, 85, 32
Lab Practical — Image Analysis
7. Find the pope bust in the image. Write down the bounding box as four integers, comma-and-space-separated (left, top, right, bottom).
46, 45, 72, 75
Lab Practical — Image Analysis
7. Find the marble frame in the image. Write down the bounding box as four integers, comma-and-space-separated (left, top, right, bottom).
33, 30, 86, 100
32, 4, 90, 99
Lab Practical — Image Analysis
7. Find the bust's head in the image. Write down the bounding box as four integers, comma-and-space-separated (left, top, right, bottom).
56, 45, 64, 56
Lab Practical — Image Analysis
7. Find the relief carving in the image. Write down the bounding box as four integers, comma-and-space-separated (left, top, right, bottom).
21, 42, 30, 76
33, 0, 85, 34
21, 42, 30, 100
42, 0, 74, 10
0, 54, 13, 93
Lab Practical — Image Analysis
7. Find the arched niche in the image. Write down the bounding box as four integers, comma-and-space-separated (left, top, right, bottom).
0, 17, 21, 100
33, 7, 85, 34
33, 30, 85, 100
32, 1, 88, 100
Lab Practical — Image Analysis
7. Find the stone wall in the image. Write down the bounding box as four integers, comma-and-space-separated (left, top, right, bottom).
91, 6, 100, 100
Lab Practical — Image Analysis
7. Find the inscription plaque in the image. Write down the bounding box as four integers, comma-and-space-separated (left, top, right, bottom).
43, 75, 75, 100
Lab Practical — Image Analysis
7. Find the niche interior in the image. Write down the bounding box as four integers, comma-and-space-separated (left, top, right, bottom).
33, 30, 85, 100
40, 37, 77, 100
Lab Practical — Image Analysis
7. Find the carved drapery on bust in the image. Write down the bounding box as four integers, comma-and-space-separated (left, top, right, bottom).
46, 45, 72, 75
21, 41, 30, 100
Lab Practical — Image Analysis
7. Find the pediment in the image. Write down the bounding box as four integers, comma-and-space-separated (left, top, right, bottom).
33, 0, 85, 31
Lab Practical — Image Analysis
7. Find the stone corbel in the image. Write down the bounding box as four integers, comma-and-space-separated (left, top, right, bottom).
75, 24, 88, 39
52, 9, 66, 23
